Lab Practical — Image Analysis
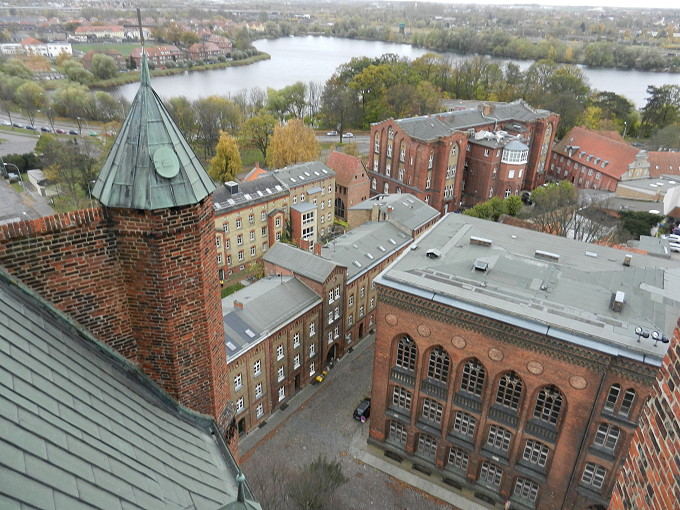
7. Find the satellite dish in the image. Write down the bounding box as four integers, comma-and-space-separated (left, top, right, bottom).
153, 146, 180, 179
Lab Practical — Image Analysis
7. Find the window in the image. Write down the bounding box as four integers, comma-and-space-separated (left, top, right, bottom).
389, 421, 408, 445
293, 332, 300, 348
448, 447, 469, 472
620, 389, 635, 417
371, 178, 377, 190
309, 343, 315, 357
236, 218, 242, 229
334, 286, 340, 300
479, 461, 502, 487
275, 217, 281, 227
514, 477, 539, 503
496, 372, 522, 410
248, 214, 254, 225
422, 398, 443, 423
261, 211, 266, 221
349, 295, 354, 306
293, 196, 297, 204
236, 397, 244, 413
261, 227, 267, 237
508, 169, 515, 179
487, 425, 512, 451
523, 439, 550, 467
373, 160, 379, 172
309, 362, 315, 376
223, 223, 229, 233
581, 462, 607, 490
217, 254, 222, 264
348, 314, 354, 326
327, 331, 333, 344
275, 232, 281, 241
216, 237, 221, 248
249, 231, 255, 242
417, 433, 437, 458
255, 382, 263, 398
460, 359, 485, 396
250, 246, 256, 257
309, 322, 315, 336
328, 289, 334, 304
278, 386, 285, 402
534, 386, 563, 425
253, 360, 261, 376
396, 336, 416, 371
594, 423, 620, 450
504, 188, 511, 198
328, 185, 332, 193
238, 250, 244, 261
294, 354, 301, 369
334, 326, 339, 339
328, 311, 333, 324
360, 287, 365, 298
604, 384, 620, 412
428, 150, 434, 169
237, 234, 243, 245
277, 366, 284, 382
392, 386, 412, 410
359, 305, 364, 317
384, 182, 389, 194
370, 297, 375, 309
385, 163, 391, 177
276, 344, 284, 360
453, 411, 477, 437
484, 149, 490, 157
256, 403, 264, 418
226, 239, 230, 250
227, 255, 232, 265
234, 373, 242, 390
427, 347, 450, 383
399, 168, 405, 181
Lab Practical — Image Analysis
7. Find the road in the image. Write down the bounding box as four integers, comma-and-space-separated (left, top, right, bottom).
0, 128, 39, 157
241, 335, 458, 510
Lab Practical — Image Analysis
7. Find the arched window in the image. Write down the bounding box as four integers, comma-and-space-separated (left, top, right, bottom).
533, 386, 563, 425
604, 384, 620, 411
399, 141, 406, 162
374, 133, 380, 153
427, 346, 450, 383
620, 389, 635, 417
496, 372, 522, 410
460, 359, 485, 396
395, 336, 416, 372
371, 178, 377, 190
384, 182, 389, 194
504, 188, 511, 198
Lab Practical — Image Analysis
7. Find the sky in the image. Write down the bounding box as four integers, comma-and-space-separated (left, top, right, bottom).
391, 0, 678, 10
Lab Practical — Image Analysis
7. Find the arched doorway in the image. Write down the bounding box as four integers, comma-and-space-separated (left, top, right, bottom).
326, 343, 337, 365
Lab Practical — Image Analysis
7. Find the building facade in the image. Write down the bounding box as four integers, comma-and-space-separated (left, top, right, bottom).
368, 214, 679, 510
326, 150, 370, 221
368, 101, 559, 213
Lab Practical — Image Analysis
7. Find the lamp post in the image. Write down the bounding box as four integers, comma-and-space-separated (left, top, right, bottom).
3, 162, 23, 191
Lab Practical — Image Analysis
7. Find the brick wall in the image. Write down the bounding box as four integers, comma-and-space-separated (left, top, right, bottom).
609, 318, 680, 510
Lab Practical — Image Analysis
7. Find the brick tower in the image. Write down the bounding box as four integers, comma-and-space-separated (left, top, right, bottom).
91, 55, 230, 431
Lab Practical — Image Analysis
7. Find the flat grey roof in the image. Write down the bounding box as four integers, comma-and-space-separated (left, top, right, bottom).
222, 276, 320, 358
0, 271, 257, 509
291, 200, 316, 213
377, 214, 680, 366
617, 176, 680, 194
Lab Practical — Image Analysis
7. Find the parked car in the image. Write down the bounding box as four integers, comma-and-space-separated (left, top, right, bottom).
353, 398, 371, 422
342, 132, 354, 138
89, 131, 98, 137
25, 125, 36, 130
669, 242, 680, 253
68, 129, 79, 135
40, 126, 51, 132
673, 226, 680, 236
326, 130, 338, 136
1, 120, 10, 126
12, 122, 23, 128
55, 128, 66, 134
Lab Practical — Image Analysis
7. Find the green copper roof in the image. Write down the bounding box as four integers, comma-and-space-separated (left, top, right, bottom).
92, 53, 215, 210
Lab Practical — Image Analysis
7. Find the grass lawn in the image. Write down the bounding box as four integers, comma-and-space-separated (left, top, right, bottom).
221, 282, 245, 299
240, 147, 265, 170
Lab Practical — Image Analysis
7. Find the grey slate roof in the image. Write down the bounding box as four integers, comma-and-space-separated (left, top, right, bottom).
320, 222, 411, 282
272, 161, 335, 189
222, 276, 320, 358
92, 54, 215, 210
0, 270, 260, 509
377, 214, 680, 366
263, 243, 340, 283
213, 174, 287, 213
349, 193, 440, 235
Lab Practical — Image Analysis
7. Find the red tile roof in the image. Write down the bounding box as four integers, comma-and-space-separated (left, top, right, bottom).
20, 37, 43, 45
553, 127, 640, 181
326, 151, 365, 186
243, 166, 268, 182
647, 152, 680, 178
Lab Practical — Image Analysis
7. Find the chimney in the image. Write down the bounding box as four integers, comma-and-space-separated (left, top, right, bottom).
233, 300, 244, 310
225, 180, 239, 194
623, 254, 632, 267
610, 291, 625, 312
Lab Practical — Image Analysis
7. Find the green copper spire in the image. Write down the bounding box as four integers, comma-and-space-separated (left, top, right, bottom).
92, 53, 215, 210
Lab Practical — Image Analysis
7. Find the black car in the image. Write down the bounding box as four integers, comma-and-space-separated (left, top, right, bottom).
25, 125, 36, 130
353, 398, 371, 422
68, 129, 79, 135
12, 122, 23, 128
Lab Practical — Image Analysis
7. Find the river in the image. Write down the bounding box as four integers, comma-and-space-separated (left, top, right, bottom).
115, 36, 678, 108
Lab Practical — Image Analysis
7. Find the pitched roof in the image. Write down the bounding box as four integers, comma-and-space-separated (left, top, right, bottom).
20, 37, 43, 45
0, 270, 261, 509
326, 151, 366, 186
553, 126, 641, 180
349, 193, 440, 235
243, 166, 269, 182
92, 54, 215, 210
647, 151, 680, 178
213, 174, 287, 213
263, 243, 340, 283
272, 161, 335, 190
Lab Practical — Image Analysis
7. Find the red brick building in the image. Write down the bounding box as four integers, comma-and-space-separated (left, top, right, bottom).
609, 319, 680, 510
369, 214, 679, 510
368, 101, 559, 213
549, 127, 650, 191
326, 150, 370, 220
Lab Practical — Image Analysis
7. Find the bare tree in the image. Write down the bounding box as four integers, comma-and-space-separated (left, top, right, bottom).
287, 455, 347, 510
245, 456, 294, 510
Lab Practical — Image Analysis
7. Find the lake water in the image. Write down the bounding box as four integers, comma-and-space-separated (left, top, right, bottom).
115, 36, 679, 108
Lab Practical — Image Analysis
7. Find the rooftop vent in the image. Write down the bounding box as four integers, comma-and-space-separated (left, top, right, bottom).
365, 252, 374, 260
470, 236, 492, 247
610, 291, 625, 312
353, 260, 362, 268
474, 259, 489, 272
623, 254, 633, 267
534, 250, 560, 262
426, 248, 442, 259
224, 181, 239, 194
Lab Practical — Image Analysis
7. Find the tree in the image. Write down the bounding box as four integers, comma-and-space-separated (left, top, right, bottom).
320, 75, 360, 138
209, 131, 241, 183
61, 60, 94, 85
640, 85, 680, 138
287, 455, 347, 510
194, 96, 242, 159
167, 96, 198, 144
522, 181, 579, 237
648, 124, 680, 150
240, 110, 277, 161
463, 195, 522, 221
14, 81, 45, 126
617, 211, 663, 241
266, 119, 320, 169
52, 83, 90, 131
0, 72, 25, 126
90, 54, 117, 80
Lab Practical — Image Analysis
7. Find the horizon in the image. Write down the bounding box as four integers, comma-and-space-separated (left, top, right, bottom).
385, 0, 679, 10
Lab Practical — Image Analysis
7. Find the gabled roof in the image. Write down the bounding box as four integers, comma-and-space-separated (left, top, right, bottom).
20, 37, 43, 45
92, 54, 215, 210
553, 127, 641, 180
243, 165, 269, 182
647, 151, 680, 178
350, 193, 440, 235
264, 243, 340, 283
213, 174, 287, 213
326, 151, 366, 186
0, 270, 261, 509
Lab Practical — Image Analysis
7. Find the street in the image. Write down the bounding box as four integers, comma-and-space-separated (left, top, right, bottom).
240, 335, 458, 510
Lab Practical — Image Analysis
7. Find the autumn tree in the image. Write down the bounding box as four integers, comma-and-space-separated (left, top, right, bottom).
266, 119, 320, 169
90, 54, 117, 80
640, 85, 680, 138
521, 181, 579, 237
166, 96, 198, 144
194, 96, 242, 158
240, 110, 277, 161
14, 81, 45, 126
320, 75, 360, 139
209, 131, 242, 184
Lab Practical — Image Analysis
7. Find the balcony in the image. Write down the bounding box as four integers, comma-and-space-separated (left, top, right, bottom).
390, 367, 415, 388
421, 379, 447, 400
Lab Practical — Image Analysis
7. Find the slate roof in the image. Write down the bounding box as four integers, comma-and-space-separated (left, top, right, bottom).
92, 53, 215, 210
378, 214, 680, 365
647, 151, 680, 178
0, 270, 260, 509
222, 276, 320, 358
272, 161, 335, 190
326, 151, 366, 187
263, 243, 340, 283
553, 127, 641, 181
213, 174, 287, 213
320, 222, 411, 282
349, 193, 440, 235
